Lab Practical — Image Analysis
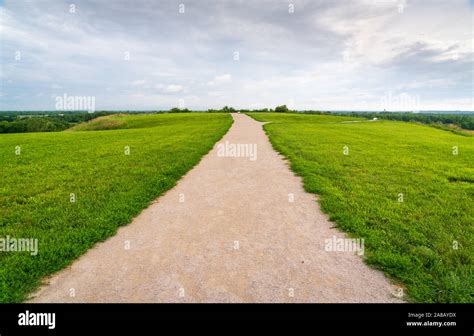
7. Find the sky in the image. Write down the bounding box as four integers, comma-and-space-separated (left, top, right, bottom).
0, 0, 473, 111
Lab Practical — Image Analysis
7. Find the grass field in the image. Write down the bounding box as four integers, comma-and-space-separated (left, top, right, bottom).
247, 113, 473, 303
67, 113, 195, 131
0, 113, 232, 303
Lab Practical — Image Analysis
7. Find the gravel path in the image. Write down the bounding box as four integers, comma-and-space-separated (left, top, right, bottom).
29, 113, 403, 303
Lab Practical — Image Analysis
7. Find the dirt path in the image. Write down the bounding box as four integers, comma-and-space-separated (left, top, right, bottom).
30, 113, 403, 303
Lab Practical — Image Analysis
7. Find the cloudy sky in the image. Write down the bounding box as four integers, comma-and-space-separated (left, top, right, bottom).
0, 0, 472, 111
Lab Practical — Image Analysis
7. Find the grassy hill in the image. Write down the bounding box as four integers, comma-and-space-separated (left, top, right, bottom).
247, 113, 473, 303
0, 113, 232, 302
66, 113, 197, 131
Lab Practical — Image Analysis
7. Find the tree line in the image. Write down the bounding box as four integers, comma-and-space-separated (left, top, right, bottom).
314, 111, 474, 130
0, 111, 113, 133
1, 107, 472, 133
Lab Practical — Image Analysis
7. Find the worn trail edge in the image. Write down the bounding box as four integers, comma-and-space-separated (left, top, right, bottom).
30, 113, 403, 303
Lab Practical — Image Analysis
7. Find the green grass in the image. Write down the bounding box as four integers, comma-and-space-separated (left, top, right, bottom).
67, 113, 198, 131
247, 113, 473, 303
0, 112, 232, 303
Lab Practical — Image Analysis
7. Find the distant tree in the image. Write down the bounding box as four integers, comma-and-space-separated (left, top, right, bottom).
252, 108, 269, 112
275, 105, 290, 113
169, 107, 190, 113
221, 106, 236, 113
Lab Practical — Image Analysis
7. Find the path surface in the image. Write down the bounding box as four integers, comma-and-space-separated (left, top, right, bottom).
30, 113, 402, 303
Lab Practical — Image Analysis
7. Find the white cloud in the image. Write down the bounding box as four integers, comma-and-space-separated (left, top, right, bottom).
131, 80, 147, 86
162, 84, 184, 93
0, 0, 472, 111
207, 74, 232, 86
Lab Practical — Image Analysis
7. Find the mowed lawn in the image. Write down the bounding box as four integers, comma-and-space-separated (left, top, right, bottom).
0, 113, 232, 303
248, 113, 473, 303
